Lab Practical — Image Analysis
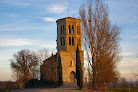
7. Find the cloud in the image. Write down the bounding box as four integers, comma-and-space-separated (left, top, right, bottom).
0, 21, 30, 31
118, 58, 138, 71
118, 57, 138, 80
47, 3, 67, 13
0, 35, 56, 49
35, 41, 56, 49
121, 52, 136, 57
35, 17, 57, 22
0, 38, 33, 47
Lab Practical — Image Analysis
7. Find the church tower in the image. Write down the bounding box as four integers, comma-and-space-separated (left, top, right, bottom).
56, 17, 84, 82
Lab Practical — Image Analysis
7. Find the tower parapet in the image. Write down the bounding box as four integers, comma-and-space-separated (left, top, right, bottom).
56, 17, 82, 52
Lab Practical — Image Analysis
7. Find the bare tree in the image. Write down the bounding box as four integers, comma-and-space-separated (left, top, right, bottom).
10, 49, 39, 88
132, 70, 138, 79
79, 0, 121, 89
37, 48, 50, 65
119, 77, 128, 88
35, 48, 51, 80
135, 79, 138, 87
133, 54, 138, 78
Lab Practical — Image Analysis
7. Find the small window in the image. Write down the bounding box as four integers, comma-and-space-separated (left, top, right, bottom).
68, 25, 71, 34
70, 60, 72, 66
64, 25, 66, 34
61, 25, 62, 34
72, 25, 74, 34
63, 25, 65, 34
63, 37, 65, 46
72, 37, 74, 45
69, 37, 71, 45
61, 37, 62, 46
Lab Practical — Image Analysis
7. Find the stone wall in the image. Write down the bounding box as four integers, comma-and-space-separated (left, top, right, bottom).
59, 49, 84, 83
40, 54, 57, 83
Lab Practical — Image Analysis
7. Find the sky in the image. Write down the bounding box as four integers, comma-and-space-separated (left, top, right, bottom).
0, 0, 138, 81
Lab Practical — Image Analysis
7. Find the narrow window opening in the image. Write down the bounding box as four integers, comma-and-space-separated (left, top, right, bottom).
72, 25, 74, 34
68, 25, 71, 34
61, 37, 62, 46
63, 25, 64, 34
70, 60, 72, 66
63, 37, 65, 46
61, 25, 62, 34
69, 37, 71, 45
72, 37, 74, 45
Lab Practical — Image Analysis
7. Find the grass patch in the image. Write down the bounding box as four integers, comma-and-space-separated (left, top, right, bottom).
108, 88, 138, 92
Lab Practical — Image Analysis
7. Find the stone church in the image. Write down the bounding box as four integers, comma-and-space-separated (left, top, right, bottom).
40, 17, 84, 83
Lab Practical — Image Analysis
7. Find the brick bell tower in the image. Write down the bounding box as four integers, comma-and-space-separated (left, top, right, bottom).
56, 17, 84, 82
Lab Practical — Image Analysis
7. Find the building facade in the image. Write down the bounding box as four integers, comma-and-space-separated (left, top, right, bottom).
40, 17, 84, 83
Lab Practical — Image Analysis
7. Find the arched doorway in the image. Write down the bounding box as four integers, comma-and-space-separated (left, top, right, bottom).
70, 71, 76, 82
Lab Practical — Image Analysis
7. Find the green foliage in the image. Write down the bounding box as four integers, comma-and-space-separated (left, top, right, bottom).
57, 54, 63, 85
76, 46, 83, 89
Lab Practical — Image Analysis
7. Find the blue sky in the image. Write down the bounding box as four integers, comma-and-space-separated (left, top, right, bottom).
0, 0, 138, 81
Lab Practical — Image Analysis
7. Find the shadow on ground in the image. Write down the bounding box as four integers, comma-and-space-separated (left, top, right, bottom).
10, 82, 90, 92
